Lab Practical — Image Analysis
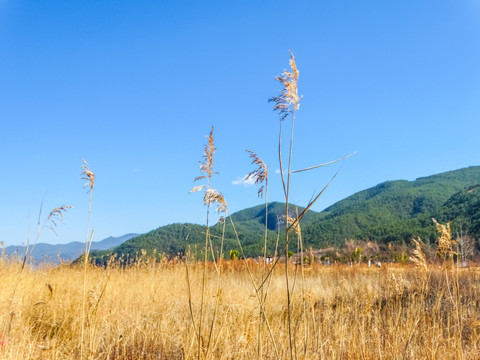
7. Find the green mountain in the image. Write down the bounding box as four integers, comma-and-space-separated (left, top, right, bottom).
88, 166, 480, 264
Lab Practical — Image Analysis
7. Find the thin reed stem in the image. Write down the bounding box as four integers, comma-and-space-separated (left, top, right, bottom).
80, 160, 95, 360
258, 177, 268, 360
198, 203, 210, 359
284, 109, 296, 360
81, 191, 93, 360
184, 245, 200, 345
205, 220, 226, 357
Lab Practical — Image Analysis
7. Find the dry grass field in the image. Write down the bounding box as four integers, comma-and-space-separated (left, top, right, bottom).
1, 256, 480, 359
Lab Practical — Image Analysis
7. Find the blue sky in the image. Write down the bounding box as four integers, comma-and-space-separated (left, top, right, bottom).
1, 0, 479, 245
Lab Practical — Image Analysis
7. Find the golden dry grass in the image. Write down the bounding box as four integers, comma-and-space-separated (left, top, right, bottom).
1, 258, 480, 359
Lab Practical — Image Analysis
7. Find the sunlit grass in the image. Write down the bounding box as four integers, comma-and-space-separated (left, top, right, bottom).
1, 257, 480, 359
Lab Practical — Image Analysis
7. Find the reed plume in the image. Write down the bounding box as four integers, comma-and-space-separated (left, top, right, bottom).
81, 160, 95, 191
246, 150, 268, 198
46, 205, 73, 235
269, 51, 301, 121
203, 188, 227, 214
432, 218, 454, 259
189, 185, 206, 194
411, 237, 428, 272
194, 126, 217, 184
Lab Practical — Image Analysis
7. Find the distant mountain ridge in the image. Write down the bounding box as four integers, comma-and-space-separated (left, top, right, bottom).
4, 233, 138, 264
87, 166, 480, 263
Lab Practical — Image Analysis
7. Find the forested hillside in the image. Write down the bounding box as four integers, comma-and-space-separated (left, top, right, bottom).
88, 166, 480, 263
301, 166, 480, 247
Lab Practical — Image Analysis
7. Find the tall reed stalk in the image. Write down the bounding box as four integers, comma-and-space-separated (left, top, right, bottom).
245, 150, 269, 359
269, 51, 301, 360
185, 53, 352, 360
80, 160, 95, 360
269, 51, 353, 359
2, 203, 71, 340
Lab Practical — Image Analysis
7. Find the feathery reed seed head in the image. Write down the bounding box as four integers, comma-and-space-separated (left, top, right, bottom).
194, 126, 217, 183
269, 51, 301, 121
245, 150, 268, 198
411, 237, 428, 272
189, 185, 206, 194
432, 218, 454, 258
81, 160, 95, 191
203, 188, 227, 213
47, 205, 73, 235
191, 127, 225, 212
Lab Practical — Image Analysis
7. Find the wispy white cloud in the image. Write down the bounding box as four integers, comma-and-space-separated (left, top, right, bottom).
232, 174, 256, 186
275, 169, 281, 174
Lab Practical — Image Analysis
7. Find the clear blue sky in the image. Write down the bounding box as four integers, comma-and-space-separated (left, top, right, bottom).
1, 0, 479, 245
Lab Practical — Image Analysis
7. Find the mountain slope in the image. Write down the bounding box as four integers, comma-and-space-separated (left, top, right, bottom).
88, 202, 310, 264
321, 166, 480, 219
89, 166, 480, 263
301, 166, 480, 246
437, 184, 480, 238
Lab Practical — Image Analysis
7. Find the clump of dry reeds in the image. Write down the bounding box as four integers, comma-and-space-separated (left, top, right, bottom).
189, 127, 229, 359
1, 202, 72, 349
431, 218, 466, 357
190, 136, 279, 360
